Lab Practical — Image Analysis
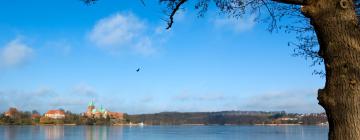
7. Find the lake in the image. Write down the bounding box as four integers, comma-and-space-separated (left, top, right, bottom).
0, 125, 328, 140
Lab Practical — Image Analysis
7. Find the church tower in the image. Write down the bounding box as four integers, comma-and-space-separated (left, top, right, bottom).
87, 101, 95, 117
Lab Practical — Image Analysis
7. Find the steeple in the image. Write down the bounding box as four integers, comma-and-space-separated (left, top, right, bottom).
88, 100, 95, 107
100, 105, 104, 113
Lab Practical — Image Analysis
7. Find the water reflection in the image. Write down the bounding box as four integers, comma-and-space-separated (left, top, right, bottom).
108, 126, 124, 139
85, 126, 108, 140
44, 126, 64, 140
4, 126, 18, 140
31, 126, 41, 140
0, 125, 326, 140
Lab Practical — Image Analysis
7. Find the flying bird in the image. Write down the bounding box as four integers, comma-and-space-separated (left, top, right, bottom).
136, 68, 141, 72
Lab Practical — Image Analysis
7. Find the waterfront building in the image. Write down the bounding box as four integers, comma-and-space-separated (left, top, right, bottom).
278, 117, 299, 121
86, 101, 96, 117
44, 110, 65, 119
84, 101, 124, 120
31, 113, 41, 120
108, 112, 124, 120
84, 101, 108, 118
4, 107, 18, 118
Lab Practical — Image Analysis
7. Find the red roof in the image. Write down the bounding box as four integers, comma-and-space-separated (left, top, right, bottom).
108, 112, 124, 119
32, 114, 41, 118
45, 110, 65, 115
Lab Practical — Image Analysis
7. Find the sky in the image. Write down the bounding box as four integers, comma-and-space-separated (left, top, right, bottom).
0, 0, 325, 114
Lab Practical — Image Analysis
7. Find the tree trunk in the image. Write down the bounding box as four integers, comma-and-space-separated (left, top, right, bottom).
302, 0, 360, 139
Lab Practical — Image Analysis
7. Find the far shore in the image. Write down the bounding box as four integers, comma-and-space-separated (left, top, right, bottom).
255, 124, 301, 126
0, 123, 328, 126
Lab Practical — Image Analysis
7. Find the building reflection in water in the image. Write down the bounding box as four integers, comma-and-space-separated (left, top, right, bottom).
44, 126, 64, 140
85, 126, 123, 140
85, 126, 107, 140
108, 126, 124, 139
3, 125, 124, 140
4, 126, 17, 140
31, 126, 41, 140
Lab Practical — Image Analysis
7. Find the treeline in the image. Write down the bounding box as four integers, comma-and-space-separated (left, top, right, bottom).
0, 109, 327, 125
0, 110, 36, 125
39, 115, 112, 125
0, 109, 125, 125
126, 111, 328, 125
126, 112, 275, 125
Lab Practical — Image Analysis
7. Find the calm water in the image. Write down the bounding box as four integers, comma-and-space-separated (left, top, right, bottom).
0, 125, 328, 140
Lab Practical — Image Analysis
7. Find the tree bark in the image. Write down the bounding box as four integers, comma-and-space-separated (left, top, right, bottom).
301, 0, 360, 139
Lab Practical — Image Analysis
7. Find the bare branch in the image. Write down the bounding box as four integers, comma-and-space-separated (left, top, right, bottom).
260, 0, 277, 32
82, 0, 97, 4
163, 0, 188, 30
272, 0, 307, 5
140, 0, 146, 6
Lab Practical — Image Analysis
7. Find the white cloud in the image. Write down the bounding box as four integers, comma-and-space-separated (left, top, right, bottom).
50, 98, 85, 108
0, 88, 56, 113
169, 89, 323, 113
0, 87, 324, 114
241, 89, 324, 113
89, 13, 145, 47
88, 12, 162, 56
34, 86, 56, 96
0, 37, 33, 68
0, 86, 91, 113
72, 83, 97, 97
134, 37, 155, 56
174, 10, 186, 22
213, 14, 256, 32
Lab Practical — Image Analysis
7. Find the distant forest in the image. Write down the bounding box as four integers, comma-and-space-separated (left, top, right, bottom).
126, 111, 327, 125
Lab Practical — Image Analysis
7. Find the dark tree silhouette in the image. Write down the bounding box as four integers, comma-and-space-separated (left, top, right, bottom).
160, 1, 360, 139
84, 0, 360, 139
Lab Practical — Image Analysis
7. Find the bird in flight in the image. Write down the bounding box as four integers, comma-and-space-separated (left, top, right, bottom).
136, 68, 141, 72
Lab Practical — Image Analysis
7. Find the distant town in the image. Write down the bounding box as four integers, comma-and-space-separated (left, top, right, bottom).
0, 101, 328, 126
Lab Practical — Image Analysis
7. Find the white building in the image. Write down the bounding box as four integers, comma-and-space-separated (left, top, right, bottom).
45, 110, 65, 119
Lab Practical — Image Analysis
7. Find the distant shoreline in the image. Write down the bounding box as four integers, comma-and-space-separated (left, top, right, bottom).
0, 123, 329, 126
255, 124, 301, 126
1, 109, 328, 126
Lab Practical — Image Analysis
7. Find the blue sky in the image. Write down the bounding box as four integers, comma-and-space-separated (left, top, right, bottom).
0, 0, 324, 114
